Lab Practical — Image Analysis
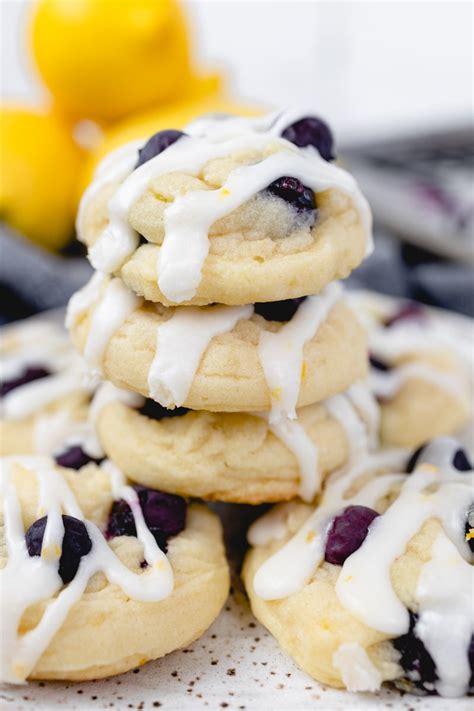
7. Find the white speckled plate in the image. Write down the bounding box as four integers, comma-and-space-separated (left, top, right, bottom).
1, 295, 473, 711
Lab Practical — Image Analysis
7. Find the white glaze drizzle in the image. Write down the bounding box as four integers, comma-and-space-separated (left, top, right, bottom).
249, 448, 408, 600
1, 324, 71, 382
255, 413, 319, 503
335, 465, 472, 631
33, 382, 143, 459
332, 642, 382, 692
148, 304, 252, 408
84, 382, 144, 458
369, 317, 471, 364
258, 282, 342, 423
335, 463, 473, 697
76, 140, 143, 261
247, 502, 295, 547
253, 385, 376, 504
414, 534, 473, 697
1, 319, 94, 423
325, 392, 369, 462
370, 362, 467, 402
363, 302, 473, 404
82, 277, 142, 376
0, 456, 174, 684
65, 270, 106, 330
345, 382, 380, 451
33, 409, 88, 457
82, 109, 372, 303
1, 368, 94, 422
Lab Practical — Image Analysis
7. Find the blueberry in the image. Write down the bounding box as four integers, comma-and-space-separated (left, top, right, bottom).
469, 636, 474, 691
407, 439, 472, 473
1, 365, 51, 398
384, 302, 426, 328
106, 485, 186, 553
324, 505, 379, 565
254, 297, 306, 322
406, 446, 425, 474
266, 176, 316, 213
453, 449, 472, 472
136, 130, 185, 168
465, 504, 474, 554
25, 514, 92, 584
393, 612, 437, 694
369, 355, 392, 372
282, 116, 335, 162
138, 399, 190, 421
55, 445, 104, 470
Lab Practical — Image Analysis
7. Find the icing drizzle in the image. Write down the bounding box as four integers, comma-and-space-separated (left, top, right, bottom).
148, 304, 252, 408
258, 281, 342, 423
82, 277, 142, 376
0, 456, 174, 684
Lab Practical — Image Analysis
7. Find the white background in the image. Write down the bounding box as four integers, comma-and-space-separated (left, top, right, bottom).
1, 0, 473, 143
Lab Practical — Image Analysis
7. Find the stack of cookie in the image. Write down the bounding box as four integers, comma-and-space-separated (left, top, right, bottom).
2, 110, 472, 695
0, 109, 375, 684
67, 110, 374, 505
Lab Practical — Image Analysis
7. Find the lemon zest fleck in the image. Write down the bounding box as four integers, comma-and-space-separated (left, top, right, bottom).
420, 463, 439, 475
301, 361, 307, 383
41, 544, 61, 560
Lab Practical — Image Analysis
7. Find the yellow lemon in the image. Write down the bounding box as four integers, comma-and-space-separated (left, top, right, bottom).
30, 0, 192, 122
80, 89, 263, 190
0, 106, 84, 250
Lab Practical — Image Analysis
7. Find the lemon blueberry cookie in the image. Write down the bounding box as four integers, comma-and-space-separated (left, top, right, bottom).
352, 294, 472, 447
243, 437, 474, 697
0, 319, 96, 456
67, 274, 367, 415
77, 110, 372, 306
94, 382, 379, 504
0, 456, 229, 682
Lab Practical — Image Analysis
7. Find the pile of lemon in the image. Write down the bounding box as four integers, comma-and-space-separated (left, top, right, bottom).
1, 0, 259, 250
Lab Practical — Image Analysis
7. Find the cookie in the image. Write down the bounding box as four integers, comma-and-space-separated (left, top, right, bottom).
77, 111, 372, 306
0, 456, 229, 682
351, 293, 472, 448
94, 387, 376, 503
0, 319, 94, 456
67, 276, 368, 414
243, 438, 473, 697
